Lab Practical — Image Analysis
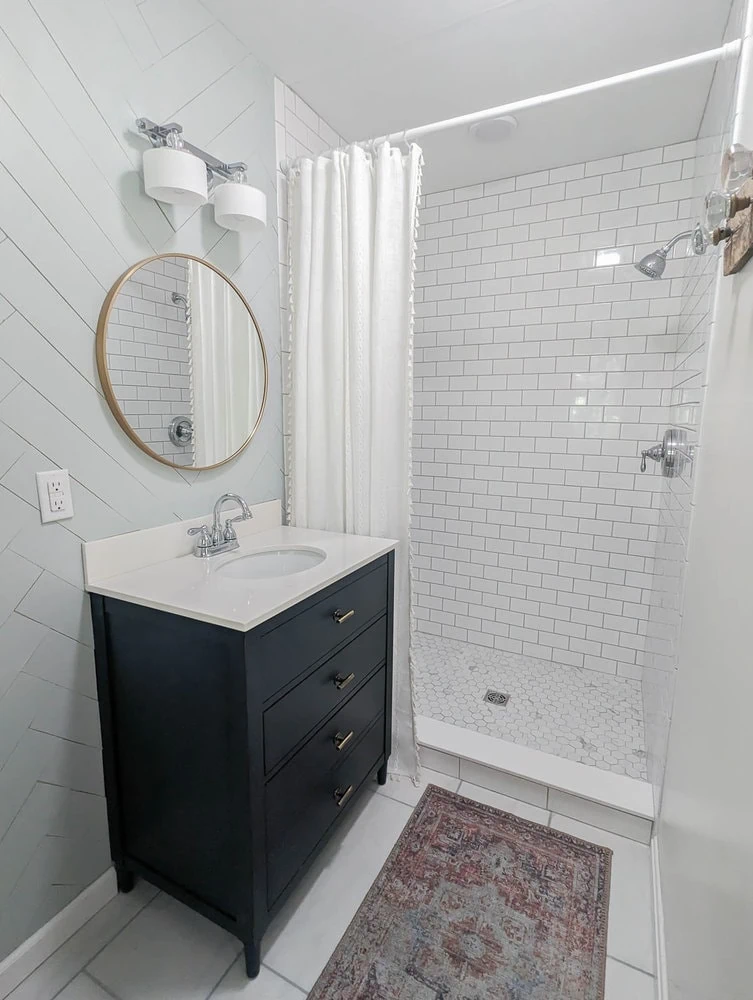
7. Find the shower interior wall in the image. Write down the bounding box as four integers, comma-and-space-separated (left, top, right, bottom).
412, 141, 697, 687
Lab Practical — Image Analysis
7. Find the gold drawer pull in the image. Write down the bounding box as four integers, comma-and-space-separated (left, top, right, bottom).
334, 784, 354, 808
333, 608, 355, 624
334, 672, 355, 690
333, 730, 355, 752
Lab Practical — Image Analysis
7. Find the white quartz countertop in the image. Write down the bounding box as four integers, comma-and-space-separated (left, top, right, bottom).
84, 523, 397, 632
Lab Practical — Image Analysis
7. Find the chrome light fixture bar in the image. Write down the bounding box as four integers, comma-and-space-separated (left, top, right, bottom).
136, 118, 247, 181
136, 118, 267, 231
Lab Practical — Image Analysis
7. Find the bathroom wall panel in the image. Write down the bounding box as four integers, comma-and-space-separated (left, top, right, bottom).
411, 144, 698, 680
0, 0, 283, 962
643, 1, 743, 805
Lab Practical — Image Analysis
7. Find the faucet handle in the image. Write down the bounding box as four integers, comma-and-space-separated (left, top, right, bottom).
187, 524, 212, 555
223, 510, 253, 542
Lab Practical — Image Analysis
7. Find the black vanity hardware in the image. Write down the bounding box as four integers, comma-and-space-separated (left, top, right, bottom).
334, 784, 355, 808
333, 607, 356, 623
90, 550, 394, 981
333, 729, 355, 751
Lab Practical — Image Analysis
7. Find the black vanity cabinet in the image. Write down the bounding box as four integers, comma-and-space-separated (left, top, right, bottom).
90, 551, 394, 977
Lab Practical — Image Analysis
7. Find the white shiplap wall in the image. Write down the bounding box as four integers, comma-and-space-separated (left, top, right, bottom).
412, 144, 698, 680
0, 0, 282, 962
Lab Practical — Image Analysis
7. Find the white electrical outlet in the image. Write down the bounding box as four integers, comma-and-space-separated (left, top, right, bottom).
36, 469, 74, 523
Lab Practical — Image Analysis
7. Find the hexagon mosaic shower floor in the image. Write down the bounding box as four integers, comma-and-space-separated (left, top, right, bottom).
412, 632, 648, 780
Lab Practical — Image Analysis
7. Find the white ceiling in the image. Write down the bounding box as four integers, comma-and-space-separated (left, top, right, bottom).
206, 0, 736, 190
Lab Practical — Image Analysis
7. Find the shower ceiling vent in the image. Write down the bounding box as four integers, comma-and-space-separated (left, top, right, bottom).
484, 689, 510, 707
469, 115, 518, 143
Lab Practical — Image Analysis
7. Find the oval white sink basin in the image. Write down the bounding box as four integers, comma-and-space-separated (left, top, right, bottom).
217, 546, 326, 580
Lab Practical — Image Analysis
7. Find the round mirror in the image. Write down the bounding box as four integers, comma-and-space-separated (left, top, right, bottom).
97, 254, 267, 470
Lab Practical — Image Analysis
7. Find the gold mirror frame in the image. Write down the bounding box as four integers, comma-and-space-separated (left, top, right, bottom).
96, 253, 269, 472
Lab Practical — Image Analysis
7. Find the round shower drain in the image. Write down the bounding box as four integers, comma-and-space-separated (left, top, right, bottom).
484, 689, 510, 706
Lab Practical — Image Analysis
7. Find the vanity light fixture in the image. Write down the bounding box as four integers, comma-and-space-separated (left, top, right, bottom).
136, 118, 267, 231
214, 167, 267, 233
142, 130, 208, 207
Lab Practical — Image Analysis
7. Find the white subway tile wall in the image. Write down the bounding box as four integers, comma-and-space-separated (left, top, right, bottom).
273, 79, 346, 509
105, 258, 194, 466
412, 143, 698, 680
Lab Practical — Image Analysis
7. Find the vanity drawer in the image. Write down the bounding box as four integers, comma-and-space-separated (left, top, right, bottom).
267, 666, 385, 776
266, 716, 385, 906
255, 560, 389, 700
263, 616, 387, 772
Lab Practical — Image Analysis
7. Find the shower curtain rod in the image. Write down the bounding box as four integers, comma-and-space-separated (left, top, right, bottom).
369, 41, 742, 145
281, 41, 741, 172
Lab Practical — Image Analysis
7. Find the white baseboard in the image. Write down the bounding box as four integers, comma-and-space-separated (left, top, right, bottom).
650, 836, 669, 1000
0, 868, 116, 999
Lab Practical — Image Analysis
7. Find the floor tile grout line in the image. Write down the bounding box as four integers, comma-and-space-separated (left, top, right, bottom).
260, 963, 309, 996
80, 969, 121, 999
44, 889, 159, 1000
203, 943, 245, 1000
607, 954, 656, 978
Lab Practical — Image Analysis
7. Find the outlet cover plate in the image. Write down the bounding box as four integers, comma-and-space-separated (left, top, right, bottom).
36, 469, 74, 523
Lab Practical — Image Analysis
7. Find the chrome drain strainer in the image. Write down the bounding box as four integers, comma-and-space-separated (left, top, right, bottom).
484, 689, 510, 706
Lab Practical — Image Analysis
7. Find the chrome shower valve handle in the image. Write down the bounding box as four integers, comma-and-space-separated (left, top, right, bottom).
640, 444, 664, 473
640, 430, 690, 478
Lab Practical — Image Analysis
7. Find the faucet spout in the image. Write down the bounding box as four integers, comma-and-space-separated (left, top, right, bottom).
212, 493, 252, 545
187, 493, 253, 558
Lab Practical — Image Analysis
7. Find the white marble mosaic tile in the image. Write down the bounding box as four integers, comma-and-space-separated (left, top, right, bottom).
412, 633, 647, 780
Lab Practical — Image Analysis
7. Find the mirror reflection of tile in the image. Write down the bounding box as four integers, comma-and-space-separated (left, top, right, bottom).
106, 257, 194, 466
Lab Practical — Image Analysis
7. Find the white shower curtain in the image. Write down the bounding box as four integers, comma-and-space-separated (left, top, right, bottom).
189, 260, 264, 467
287, 142, 422, 780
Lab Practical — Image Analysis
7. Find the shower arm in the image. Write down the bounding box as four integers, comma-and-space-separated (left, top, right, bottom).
658, 231, 693, 256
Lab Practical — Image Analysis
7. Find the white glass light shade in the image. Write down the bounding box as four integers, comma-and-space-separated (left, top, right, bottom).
143, 146, 208, 207
214, 182, 267, 232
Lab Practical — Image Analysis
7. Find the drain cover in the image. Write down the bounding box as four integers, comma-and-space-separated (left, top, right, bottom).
484, 689, 510, 706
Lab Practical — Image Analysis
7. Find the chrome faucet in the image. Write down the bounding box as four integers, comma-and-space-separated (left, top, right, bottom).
187, 493, 253, 558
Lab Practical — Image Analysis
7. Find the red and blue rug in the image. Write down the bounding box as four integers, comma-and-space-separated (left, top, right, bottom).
309, 785, 611, 999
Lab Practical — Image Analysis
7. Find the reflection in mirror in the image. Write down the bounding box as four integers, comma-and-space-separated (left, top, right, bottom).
98, 255, 267, 470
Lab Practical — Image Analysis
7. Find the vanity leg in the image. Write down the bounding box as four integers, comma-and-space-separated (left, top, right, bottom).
244, 941, 261, 979
377, 762, 388, 786
115, 866, 135, 893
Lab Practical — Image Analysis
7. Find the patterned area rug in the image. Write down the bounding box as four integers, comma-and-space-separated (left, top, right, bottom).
309, 785, 612, 999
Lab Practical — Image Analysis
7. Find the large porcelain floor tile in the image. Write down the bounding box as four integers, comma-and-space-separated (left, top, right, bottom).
6, 881, 157, 1000
263, 790, 412, 992
550, 815, 655, 974
377, 767, 460, 807
87, 892, 240, 1000
210, 960, 305, 998
56, 972, 116, 999
605, 958, 655, 999
457, 780, 551, 826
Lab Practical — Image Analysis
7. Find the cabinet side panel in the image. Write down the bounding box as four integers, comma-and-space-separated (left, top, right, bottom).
101, 600, 248, 920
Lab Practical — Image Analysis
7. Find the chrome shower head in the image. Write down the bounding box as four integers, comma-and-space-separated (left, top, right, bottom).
635, 248, 668, 279
634, 224, 707, 280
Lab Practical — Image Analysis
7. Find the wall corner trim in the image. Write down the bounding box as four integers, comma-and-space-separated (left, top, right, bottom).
0, 868, 116, 999
651, 836, 669, 1000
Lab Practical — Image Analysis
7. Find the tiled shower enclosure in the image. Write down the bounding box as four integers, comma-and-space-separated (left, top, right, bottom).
411, 142, 700, 781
